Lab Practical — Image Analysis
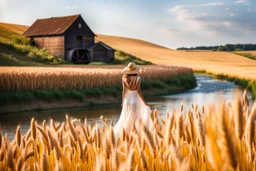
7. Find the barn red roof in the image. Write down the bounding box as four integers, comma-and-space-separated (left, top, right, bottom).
23, 14, 81, 36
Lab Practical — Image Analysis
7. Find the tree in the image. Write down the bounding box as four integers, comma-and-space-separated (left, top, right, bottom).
217, 45, 227, 51
225, 44, 235, 51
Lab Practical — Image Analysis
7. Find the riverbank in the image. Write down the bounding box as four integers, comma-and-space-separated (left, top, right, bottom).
194, 70, 256, 99
0, 73, 196, 114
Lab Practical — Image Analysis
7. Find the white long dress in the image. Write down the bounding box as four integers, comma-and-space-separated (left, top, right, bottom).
114, 76, 152, 138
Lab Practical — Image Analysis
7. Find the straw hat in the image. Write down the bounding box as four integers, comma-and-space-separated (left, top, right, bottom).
123, 62, 140, 74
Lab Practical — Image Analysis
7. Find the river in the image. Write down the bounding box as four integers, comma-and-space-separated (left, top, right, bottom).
0, 74, 252, 139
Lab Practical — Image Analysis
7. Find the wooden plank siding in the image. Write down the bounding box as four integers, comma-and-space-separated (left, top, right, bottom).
64, 15, 95, 59
33, 36, 65, 58
93, 44, 113, 63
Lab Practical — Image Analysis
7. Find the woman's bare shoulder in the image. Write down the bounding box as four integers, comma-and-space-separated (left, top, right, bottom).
122, 76, 127, 81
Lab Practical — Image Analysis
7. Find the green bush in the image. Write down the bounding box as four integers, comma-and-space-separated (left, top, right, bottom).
83, 88, 103, 97
11, 35, 31, 45
100, 87, 120, 97
113, 50, 152, 65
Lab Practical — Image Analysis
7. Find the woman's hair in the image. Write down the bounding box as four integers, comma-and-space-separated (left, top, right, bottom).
123, 73, 138, 78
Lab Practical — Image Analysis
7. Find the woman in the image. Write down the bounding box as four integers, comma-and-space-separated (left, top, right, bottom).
114, 62, 152, 137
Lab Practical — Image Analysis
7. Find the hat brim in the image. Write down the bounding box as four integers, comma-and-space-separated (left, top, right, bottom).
123, 65, 140, 74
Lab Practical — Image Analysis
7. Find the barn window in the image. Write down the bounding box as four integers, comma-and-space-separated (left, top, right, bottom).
78, 23, 82, 28
76, 36, 82, 46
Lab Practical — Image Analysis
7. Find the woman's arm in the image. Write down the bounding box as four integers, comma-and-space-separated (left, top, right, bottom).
137, 77, 149, 106
122, 79, 126, 107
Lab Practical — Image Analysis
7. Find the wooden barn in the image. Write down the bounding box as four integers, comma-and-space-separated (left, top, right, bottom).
23, 14, 115, 64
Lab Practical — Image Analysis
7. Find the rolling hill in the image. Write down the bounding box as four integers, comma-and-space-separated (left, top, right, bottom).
96, 34, 256, 80
0, 22, 28, 34
1, 22, 256, 80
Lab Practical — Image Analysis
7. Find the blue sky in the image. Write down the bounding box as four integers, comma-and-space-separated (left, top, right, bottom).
0, 0, 255, 49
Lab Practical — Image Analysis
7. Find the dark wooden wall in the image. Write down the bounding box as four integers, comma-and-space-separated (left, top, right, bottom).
108, 50, 115, 62
33, 36, 65, 58
64, 16, 95, 59
93, 44, 114, 63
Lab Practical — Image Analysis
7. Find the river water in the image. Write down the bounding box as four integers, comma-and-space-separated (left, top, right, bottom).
0, 74, 251, 139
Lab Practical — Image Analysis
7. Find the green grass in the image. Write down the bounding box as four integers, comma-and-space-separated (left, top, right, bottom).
213, 74, 256, 99
89, 62, 107, 65
89, 50, 153, 65
0, 26, 67, 66
233, 52, 256, 60
0, 74, 196, 106
111, 50, 152, 65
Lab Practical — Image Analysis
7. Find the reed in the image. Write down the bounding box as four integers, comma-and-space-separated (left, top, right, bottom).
0, 65, 193, 92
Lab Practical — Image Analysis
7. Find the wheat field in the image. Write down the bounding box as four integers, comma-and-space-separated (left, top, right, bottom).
0, 91, 255, 170
96, 34, 256, 81
236, 51, 256, 56
0, 65, 192, 92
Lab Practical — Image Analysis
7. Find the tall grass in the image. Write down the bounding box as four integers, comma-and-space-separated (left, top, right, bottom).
0, 91, 255, 170
0, 65, 193, 92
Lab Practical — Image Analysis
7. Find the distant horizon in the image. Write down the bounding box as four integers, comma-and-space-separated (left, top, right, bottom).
1, 0, 255, 49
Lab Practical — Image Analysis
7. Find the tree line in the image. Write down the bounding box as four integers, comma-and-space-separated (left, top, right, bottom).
177, 44, 256, 51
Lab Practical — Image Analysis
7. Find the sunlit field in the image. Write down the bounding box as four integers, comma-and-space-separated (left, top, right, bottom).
0, 65, 192, 92
0, 91, 255, 170
96, 34, 256, 81
236, 51, 256, 56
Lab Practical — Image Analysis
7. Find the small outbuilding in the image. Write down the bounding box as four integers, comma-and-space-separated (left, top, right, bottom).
23, 14, 115, 64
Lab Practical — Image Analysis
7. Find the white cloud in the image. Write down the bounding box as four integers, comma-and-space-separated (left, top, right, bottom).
203, 2, 223, 6
225, 8, 230, 10
223, 21, 232, 26
234, 0, 247, 4
65, 5, 78, 10
168, 2, 256, 38
169, 2, 223, 12
169, 3, 225, 29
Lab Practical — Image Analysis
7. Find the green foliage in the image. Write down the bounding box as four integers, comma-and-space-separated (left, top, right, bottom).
112, 50, 152, 65
165, 74, 197, 89
142, 74, 196, 92
235, 48, 243, 51
217, 45, 227, 51
234, 52, 256, 60
249, 81, 256, 99
0, 52, 25, 66
11, 35, 31, 45
214, 74, 256, 99
177, 43, 256, 51
82, 88, 103, 97
100, 87, 120, 97
89, 62, 107, 65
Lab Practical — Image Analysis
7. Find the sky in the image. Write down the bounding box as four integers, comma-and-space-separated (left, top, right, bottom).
0, 0, 255, 49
